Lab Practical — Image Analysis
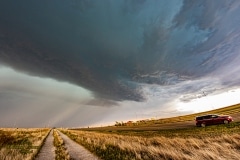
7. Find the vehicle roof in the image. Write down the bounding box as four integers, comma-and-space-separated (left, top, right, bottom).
196, 114, 218, 117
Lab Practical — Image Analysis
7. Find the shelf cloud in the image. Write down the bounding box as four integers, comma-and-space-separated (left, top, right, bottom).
1, 0, 240, 127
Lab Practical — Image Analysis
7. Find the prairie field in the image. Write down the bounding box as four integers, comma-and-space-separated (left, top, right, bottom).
0, 103, 240, 160
0, 128, 50, 160
62, 103, 240, 160
62, 123, 240, 160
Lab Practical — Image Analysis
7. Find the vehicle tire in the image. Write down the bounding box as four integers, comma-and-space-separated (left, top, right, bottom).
201, 123, 206, 127
224, 120, 229, 124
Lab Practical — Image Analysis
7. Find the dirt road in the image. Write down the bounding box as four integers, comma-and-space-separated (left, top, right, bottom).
58, 131, 100, 160
35, 130, 55, 160
36, 130, 100, 160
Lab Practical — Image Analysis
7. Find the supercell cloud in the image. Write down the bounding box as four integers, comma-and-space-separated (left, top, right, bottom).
1, 0, 240, 127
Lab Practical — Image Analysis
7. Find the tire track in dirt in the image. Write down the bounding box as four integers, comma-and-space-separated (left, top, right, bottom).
35, 130, 55, 160
57, 131, 100, 160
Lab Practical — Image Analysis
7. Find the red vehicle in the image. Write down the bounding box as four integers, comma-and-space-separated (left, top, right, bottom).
195, 114, 233, 127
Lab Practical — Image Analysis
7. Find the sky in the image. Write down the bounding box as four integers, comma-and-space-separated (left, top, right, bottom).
0, 0, 240, 127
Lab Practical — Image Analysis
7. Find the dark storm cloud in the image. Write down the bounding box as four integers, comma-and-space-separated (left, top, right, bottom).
1, 0, 240, 102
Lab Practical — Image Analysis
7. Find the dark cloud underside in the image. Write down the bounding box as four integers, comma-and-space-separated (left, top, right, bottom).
1, 0, 240, 102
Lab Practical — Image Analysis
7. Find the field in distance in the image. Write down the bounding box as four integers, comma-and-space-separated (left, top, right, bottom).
79, 103, 240, 131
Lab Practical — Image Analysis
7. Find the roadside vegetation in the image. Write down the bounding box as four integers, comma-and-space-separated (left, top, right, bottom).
53, 129, 70, 160
61, 123, 240, 160
0, 128, 50, 160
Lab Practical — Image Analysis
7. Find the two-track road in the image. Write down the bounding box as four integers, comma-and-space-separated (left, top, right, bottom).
35, 130, 100, 160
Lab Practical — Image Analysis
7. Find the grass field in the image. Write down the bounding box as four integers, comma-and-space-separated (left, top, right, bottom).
0, 128, 50, 160
61, 123, 240, 160
1, 103, 240, 159
61, 103, 240, 160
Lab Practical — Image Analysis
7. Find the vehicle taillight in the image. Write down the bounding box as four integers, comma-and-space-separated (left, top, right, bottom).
228, 116, 233, 121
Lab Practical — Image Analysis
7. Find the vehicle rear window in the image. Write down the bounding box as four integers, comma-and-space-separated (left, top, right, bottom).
196, 116, 203, 120
203, 115, 211, 119
196, 115, 213, 120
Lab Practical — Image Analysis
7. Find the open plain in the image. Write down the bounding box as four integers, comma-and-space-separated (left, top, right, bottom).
0, 103, 240, 160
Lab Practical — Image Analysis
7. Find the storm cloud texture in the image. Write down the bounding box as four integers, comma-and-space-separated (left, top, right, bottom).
1, 0, 240, 127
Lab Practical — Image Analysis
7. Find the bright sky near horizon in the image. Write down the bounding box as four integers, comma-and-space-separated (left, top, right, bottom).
176, 89, 240, 113
1, 1, 240, 127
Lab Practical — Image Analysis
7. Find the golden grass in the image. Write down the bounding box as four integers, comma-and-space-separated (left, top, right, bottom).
62, 128, 240, 160
53, 129, 70, 160
0, 128, 50, 160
